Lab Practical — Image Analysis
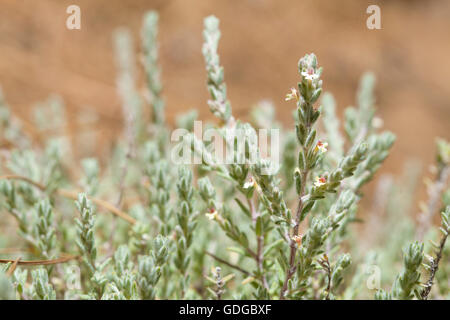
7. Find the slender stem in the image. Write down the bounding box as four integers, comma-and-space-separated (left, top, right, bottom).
325, 273, 332, 300
205, 251, 251, 276
216, 289, 222, 300
0, 252, 79, 266
280, 170, 309, 299
280, 110, 313, 299
248, 198, 269, 290
420, 230, 449, 300
320, 256, 332, 300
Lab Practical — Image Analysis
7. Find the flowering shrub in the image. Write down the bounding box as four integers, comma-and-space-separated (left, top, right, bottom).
0, 12, 449, 300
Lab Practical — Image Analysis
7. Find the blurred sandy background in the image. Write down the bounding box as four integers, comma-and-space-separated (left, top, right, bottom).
0, 0, 449, 204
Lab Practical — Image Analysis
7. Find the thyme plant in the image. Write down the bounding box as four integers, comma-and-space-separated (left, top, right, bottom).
0, 12, 448, 300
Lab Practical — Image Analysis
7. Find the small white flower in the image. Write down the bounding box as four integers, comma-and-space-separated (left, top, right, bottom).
292, 235, 302, 246
372, 116, 384, 129
314, 140, 328, 154
205, 209, 218, 221
244, 177, 262, 194
314, 176, 327, 188
243, 178, 256, 190
285, 87, 299, 101
301, 68, 319, 81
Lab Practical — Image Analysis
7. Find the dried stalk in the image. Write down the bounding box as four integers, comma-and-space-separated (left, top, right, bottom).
0, 174, 136, 224
205, 251, 251, 276
0, 253, 78, 266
